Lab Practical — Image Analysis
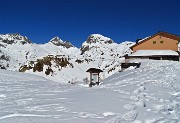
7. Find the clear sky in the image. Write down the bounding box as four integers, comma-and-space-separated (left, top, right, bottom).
0, 0, 179, 47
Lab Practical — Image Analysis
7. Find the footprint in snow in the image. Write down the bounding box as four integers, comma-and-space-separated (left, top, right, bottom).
134, 86, 146, 95
121, 110, 138, 121
135, 100, 146, 108
123, 104, 136, 110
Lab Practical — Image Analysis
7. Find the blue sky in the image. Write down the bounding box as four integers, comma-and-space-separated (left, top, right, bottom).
0, 0, 179, 47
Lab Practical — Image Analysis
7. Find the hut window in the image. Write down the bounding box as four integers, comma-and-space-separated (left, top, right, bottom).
160, 41, 163, 44
153, 41, 156, 44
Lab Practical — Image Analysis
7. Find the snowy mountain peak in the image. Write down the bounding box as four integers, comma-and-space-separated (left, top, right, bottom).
86, 34, 114, 44
80, 34, 114, 54
50, 36, 63, 43
0, 33, 32, 45
49, 36, 74, 48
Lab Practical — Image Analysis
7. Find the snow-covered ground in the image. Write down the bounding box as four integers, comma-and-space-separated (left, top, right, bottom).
103, 60, 180, 122
1, 60, 180, 123
0, 69, 128, 123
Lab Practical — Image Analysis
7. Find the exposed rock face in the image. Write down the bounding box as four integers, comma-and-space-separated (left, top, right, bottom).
63, 41, 74, 48
50, 36, 74, 48
80, 45, 89, 55
50, 36, 63, 45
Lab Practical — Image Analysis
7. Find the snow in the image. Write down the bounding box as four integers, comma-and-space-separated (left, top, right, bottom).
82, 34, 112, 46
90, 34, 111, 41
0, 33, 135, 84
136, 36, 150, 43
130, 50, 179, 56
2, 32, 180, 122
0, 69, 129, 123
1, 60, 180, 122
103, 60, 180, 122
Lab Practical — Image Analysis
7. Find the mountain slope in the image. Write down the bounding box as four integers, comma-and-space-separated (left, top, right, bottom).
0, 33, 134, 83
0, 33, 79, 71
79, 34, 134, 78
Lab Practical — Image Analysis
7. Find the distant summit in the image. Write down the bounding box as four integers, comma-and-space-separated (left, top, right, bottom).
86, 34, 114, 44
49, 36, 74, 48
80, 34, 114, 54
0, 33, 32, 45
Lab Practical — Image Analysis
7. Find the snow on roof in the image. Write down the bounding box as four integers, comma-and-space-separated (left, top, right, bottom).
129, 50, 179, 56
137, 36, 150, 43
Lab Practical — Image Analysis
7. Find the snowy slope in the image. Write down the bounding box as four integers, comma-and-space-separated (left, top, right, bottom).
1, 60, 180, 123
0, 69, 132, 123
0, 33, 134, 83
0, 33, 32, 69
103, 60, 180, 122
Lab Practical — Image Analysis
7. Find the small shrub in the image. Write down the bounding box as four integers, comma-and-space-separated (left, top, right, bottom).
75, 59, 83, 64
108, 67, 115, 73
59, 60, 70, 68
0, 55, 10, 61
69, 63, 74, 68
43, 57, 52, 66
19, 65, 31, 72
28, 61, 34, 66
0, 65, 6, 70
84, 58, 93, 63
45, 68, 53, 75
33, 60, 44, 72
83, 77, 89, 84
105, 64, 110, 68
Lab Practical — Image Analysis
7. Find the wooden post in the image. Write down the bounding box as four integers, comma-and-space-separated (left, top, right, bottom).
89, 72, 92, 87
96, 73, 100, 85
98, 73, 99, 83
90, 72, 92, 83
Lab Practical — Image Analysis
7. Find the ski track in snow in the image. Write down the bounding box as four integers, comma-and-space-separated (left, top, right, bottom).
1, 60, 180, 122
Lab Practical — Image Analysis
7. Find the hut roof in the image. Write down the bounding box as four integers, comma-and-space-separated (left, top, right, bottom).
86, 68, 103, 73
129, 50, 179, 56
